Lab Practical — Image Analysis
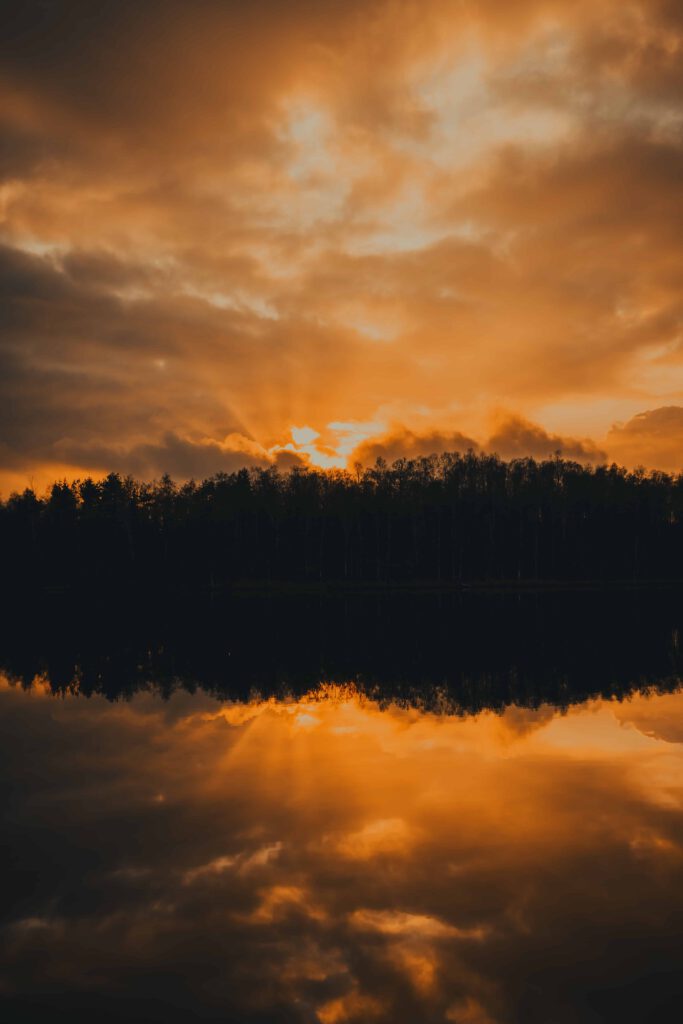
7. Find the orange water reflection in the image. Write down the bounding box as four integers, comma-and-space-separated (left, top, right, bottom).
1, 678, 683, 1022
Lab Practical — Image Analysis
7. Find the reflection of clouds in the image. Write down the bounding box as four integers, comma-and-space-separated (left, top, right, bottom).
317, 988, 385, 1023
1, 680, 683, 1021
184, 842, 283, 884
245, 885, 327, 925
614, 691, 683, 745
629, 830, 681, 860
183, 854, 239, 884
445, 996, 496, 1023
494, 703, 558, 740
349, 909, 484, 941
10, 916, 62, 933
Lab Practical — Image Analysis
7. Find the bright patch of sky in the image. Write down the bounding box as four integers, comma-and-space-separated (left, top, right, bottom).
531, 397, 654, 439
11, 236, 66, 259
630, 349, 683, 400
410, 40, 577, 170
345, 317, 397, 342
286, 419, 386, 468
275, 99, 349, 230
182, 284, 278, 320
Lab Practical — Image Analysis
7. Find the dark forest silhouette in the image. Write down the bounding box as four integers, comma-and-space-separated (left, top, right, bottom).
3, 451, 683, 589
3, 590, 682, 713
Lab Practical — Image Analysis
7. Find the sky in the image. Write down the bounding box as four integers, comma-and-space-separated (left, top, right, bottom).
1, 0, 682, 492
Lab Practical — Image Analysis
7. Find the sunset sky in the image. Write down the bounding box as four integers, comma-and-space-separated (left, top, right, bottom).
1, 0, 682, 492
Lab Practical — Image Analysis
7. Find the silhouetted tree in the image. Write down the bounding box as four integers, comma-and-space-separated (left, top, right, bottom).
2, 452, 683, 590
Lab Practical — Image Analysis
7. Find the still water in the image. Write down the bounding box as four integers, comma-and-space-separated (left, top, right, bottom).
2, 594, 683, 1022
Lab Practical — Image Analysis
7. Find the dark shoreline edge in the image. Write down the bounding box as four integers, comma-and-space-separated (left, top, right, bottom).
31, 577, 683, 598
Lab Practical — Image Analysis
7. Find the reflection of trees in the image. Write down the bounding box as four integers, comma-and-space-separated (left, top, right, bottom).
5, 665, 680, 717
3, 454, 683, 588
2, 591, 682, 715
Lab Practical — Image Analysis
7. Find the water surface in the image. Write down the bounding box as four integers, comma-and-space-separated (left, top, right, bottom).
2, 658, 683, 1022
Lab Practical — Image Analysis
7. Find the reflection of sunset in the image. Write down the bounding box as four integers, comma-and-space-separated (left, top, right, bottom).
2, 676, 683, 1021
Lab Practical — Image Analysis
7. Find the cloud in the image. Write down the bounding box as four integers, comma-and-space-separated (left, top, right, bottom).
53, 431, 308, 481
0, 242, 336, 485
1, 0, 682, 489
486, 414, 607, 462
350, 415, 606, 467
351, 427, 479, 466
606, 406, 683, 473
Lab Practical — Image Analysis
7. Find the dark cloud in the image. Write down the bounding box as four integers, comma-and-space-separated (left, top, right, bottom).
487, 414, 607, 462
352, 427, 479, 466
55, 431, 307, 481
0, 242, 356, 481
351, 416, 606, 468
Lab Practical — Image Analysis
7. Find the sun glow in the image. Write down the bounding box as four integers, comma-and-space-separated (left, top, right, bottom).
280, 421, 386, 470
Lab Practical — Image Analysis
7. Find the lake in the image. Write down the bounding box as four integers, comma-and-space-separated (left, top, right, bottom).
1, 592, 683, 1022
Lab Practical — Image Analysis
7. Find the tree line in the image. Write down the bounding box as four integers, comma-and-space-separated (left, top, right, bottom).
3, 590, 682, 712
3, 451, 683, 589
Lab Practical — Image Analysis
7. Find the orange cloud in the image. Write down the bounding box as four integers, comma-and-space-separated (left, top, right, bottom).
350, 414, 606, 468
606, 406, 683, 473
1, 1, 682, 490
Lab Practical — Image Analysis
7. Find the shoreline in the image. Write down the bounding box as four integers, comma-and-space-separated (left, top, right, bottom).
30, 577, 683, 598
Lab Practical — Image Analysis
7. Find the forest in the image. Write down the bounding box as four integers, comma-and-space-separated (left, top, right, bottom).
3, 589, 682, 712
3, 450, 683, 590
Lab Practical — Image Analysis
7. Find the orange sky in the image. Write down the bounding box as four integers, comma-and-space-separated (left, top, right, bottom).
1, 0, 682, 492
